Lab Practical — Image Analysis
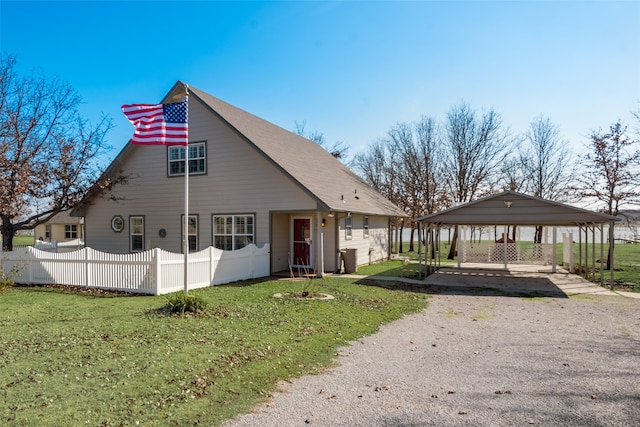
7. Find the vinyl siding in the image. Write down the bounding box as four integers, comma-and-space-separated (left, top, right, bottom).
84, 98, 317, 253
270, 213, 290, 273
337, 214, 389, 268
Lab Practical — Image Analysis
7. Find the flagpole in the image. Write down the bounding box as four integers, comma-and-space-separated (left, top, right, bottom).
183, 86, 190, 294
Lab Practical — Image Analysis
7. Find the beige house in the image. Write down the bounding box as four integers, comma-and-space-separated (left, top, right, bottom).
73, 82, 405, 275
34, 210, 84, 243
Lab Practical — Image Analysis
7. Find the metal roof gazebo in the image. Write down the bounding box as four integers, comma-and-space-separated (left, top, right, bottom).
416, 191, 619, 285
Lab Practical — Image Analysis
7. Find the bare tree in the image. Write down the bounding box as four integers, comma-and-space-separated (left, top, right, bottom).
499, 155, 528, 192
293, 120, 349, 161
352, 139, 405, 252
352, 140, 392, 196
574, 121, 640, 269
386, 117, 445, 251
522, 115, 572, 242
414, 116, 446, 216
442, 103, 510, 259
0, 55, 118, 251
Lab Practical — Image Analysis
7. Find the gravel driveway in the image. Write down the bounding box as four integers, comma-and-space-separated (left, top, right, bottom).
224, 282, 640, 426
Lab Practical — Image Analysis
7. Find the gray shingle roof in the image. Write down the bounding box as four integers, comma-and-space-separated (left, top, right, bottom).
417, 190, 618, 226
184, 83, 405, 217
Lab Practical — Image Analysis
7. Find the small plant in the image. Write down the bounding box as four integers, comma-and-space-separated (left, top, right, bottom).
0, 270, 14, 291
0, 259, 24, 292
164, 291, 208, 315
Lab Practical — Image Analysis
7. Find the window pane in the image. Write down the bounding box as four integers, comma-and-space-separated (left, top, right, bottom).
169, 147, 183, 160
235, 216, 246, 234
170, 161, 184, 175
215, 236, 232, 251
234, 235, 253, 250
214, 216, 232, 234
131, 236, 143, 251
188, 216, 197, 234
132, 223, 143, 234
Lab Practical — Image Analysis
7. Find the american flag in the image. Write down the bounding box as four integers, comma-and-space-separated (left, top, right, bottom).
122, 100, 188, 146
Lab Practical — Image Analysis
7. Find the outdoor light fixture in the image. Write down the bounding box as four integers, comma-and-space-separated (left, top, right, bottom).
322, 219, 326, 227
504, 201, 512, 208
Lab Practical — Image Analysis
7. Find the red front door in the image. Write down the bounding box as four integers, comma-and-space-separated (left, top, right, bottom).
292, 218, 312, 268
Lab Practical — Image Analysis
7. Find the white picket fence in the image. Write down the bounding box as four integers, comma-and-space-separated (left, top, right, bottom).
0, 243, 270, 295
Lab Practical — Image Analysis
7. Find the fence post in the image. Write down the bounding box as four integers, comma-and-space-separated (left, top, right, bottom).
85, 248, 91, 287
28, 247, 34, 284
209, 246, 215, 285
154, 248, 161, 296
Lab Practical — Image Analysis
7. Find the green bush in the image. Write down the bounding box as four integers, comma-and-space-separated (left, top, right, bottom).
164, 291, 208, 315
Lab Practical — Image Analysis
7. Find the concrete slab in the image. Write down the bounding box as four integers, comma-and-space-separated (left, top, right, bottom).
615, 290, 640, 299
336, 264, 622, 298
423, 267, 618, 297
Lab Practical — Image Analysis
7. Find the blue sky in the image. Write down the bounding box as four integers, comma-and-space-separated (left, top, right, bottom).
2, 0, 639, 165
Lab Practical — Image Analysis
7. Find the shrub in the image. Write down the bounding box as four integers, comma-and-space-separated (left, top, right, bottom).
164, 291, 208, 315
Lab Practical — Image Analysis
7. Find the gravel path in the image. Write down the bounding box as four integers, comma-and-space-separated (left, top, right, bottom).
224, 289, 640, 427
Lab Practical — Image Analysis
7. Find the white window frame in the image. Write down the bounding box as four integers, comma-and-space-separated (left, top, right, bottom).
168, 142, 206, 176
181, 214, 198, 253
65, 224, 78, 239
363, 216, 369, 238
130, 216, 145, 252
345, 215, 353, 240
213, 214, 254, 251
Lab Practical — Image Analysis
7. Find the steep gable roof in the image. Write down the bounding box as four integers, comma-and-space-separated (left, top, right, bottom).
183, 83, 404, 217
417, 190, 618, 226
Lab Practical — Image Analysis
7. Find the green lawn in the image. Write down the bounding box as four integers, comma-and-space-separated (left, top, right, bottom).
2, 235, 35, 247
0, 277, 428, 426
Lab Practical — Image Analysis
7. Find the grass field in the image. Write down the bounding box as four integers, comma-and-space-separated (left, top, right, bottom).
0, 277, 428, 426
2, 235, 35, 247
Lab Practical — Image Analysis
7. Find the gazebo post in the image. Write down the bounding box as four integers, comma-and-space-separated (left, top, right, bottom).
591, 223, 596, 282
552, 227, 557, 273
503, 225, 508, 270
436, 224, 441, 271
418, 222, 423, 278
456, 225, 462, 268
578, 225, 583, 277
599, 223, 604, 286
609, 221, 615, 289
584, 226, 589, 279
